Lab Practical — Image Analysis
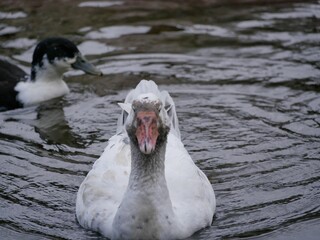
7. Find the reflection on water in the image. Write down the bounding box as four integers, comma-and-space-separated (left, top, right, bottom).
0, 24, 21, 36
0, 0, 319, 239
85, 26, 151, 39
78, 1, 124, 8
1, 38, 36, 49
77, 40, 117, 56
0, 11, 27, 19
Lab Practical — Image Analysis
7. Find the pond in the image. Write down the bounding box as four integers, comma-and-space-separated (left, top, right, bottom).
0, 0, 319, 239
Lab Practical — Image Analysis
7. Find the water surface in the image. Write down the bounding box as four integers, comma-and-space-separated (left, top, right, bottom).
0, 0, 319, 239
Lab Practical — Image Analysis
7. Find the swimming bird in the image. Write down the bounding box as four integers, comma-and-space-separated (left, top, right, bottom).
76, 80, 216, 239
0, 37, 102, 111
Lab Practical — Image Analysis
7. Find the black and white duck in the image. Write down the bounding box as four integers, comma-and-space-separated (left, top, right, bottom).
0, 37, 102, 111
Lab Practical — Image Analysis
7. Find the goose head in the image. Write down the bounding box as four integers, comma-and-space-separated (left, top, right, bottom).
125, 93, 170, 155
30, 37, 102, 81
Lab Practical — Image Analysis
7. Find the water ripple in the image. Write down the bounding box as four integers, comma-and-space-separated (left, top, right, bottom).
0, 1, 319, 240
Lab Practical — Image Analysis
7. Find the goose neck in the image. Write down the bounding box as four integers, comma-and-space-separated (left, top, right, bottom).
129, 142, 166, 190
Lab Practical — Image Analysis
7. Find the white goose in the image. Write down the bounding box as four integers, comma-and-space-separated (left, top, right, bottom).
76, 80, 216, 239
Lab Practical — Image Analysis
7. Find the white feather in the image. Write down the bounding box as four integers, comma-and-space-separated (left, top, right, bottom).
15, 57, 71, 106
117, 102, 131, 114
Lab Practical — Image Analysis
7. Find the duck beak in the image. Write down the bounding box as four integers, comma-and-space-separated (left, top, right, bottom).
135, 111, 159, 155
71, 55, 102, 76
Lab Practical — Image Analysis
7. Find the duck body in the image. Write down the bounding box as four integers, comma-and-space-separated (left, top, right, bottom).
76, 80, 216, 239
0, 37, 102, 111
14, 57, 71, 106
0, 58, 27, 110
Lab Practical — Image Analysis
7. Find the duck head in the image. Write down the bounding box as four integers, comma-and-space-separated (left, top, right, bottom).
31, 37, 102, 81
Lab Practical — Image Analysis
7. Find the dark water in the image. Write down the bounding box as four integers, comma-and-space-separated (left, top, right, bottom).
1, 0, 320, 239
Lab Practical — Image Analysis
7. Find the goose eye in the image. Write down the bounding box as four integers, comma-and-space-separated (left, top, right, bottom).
132, 106, 136, 112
